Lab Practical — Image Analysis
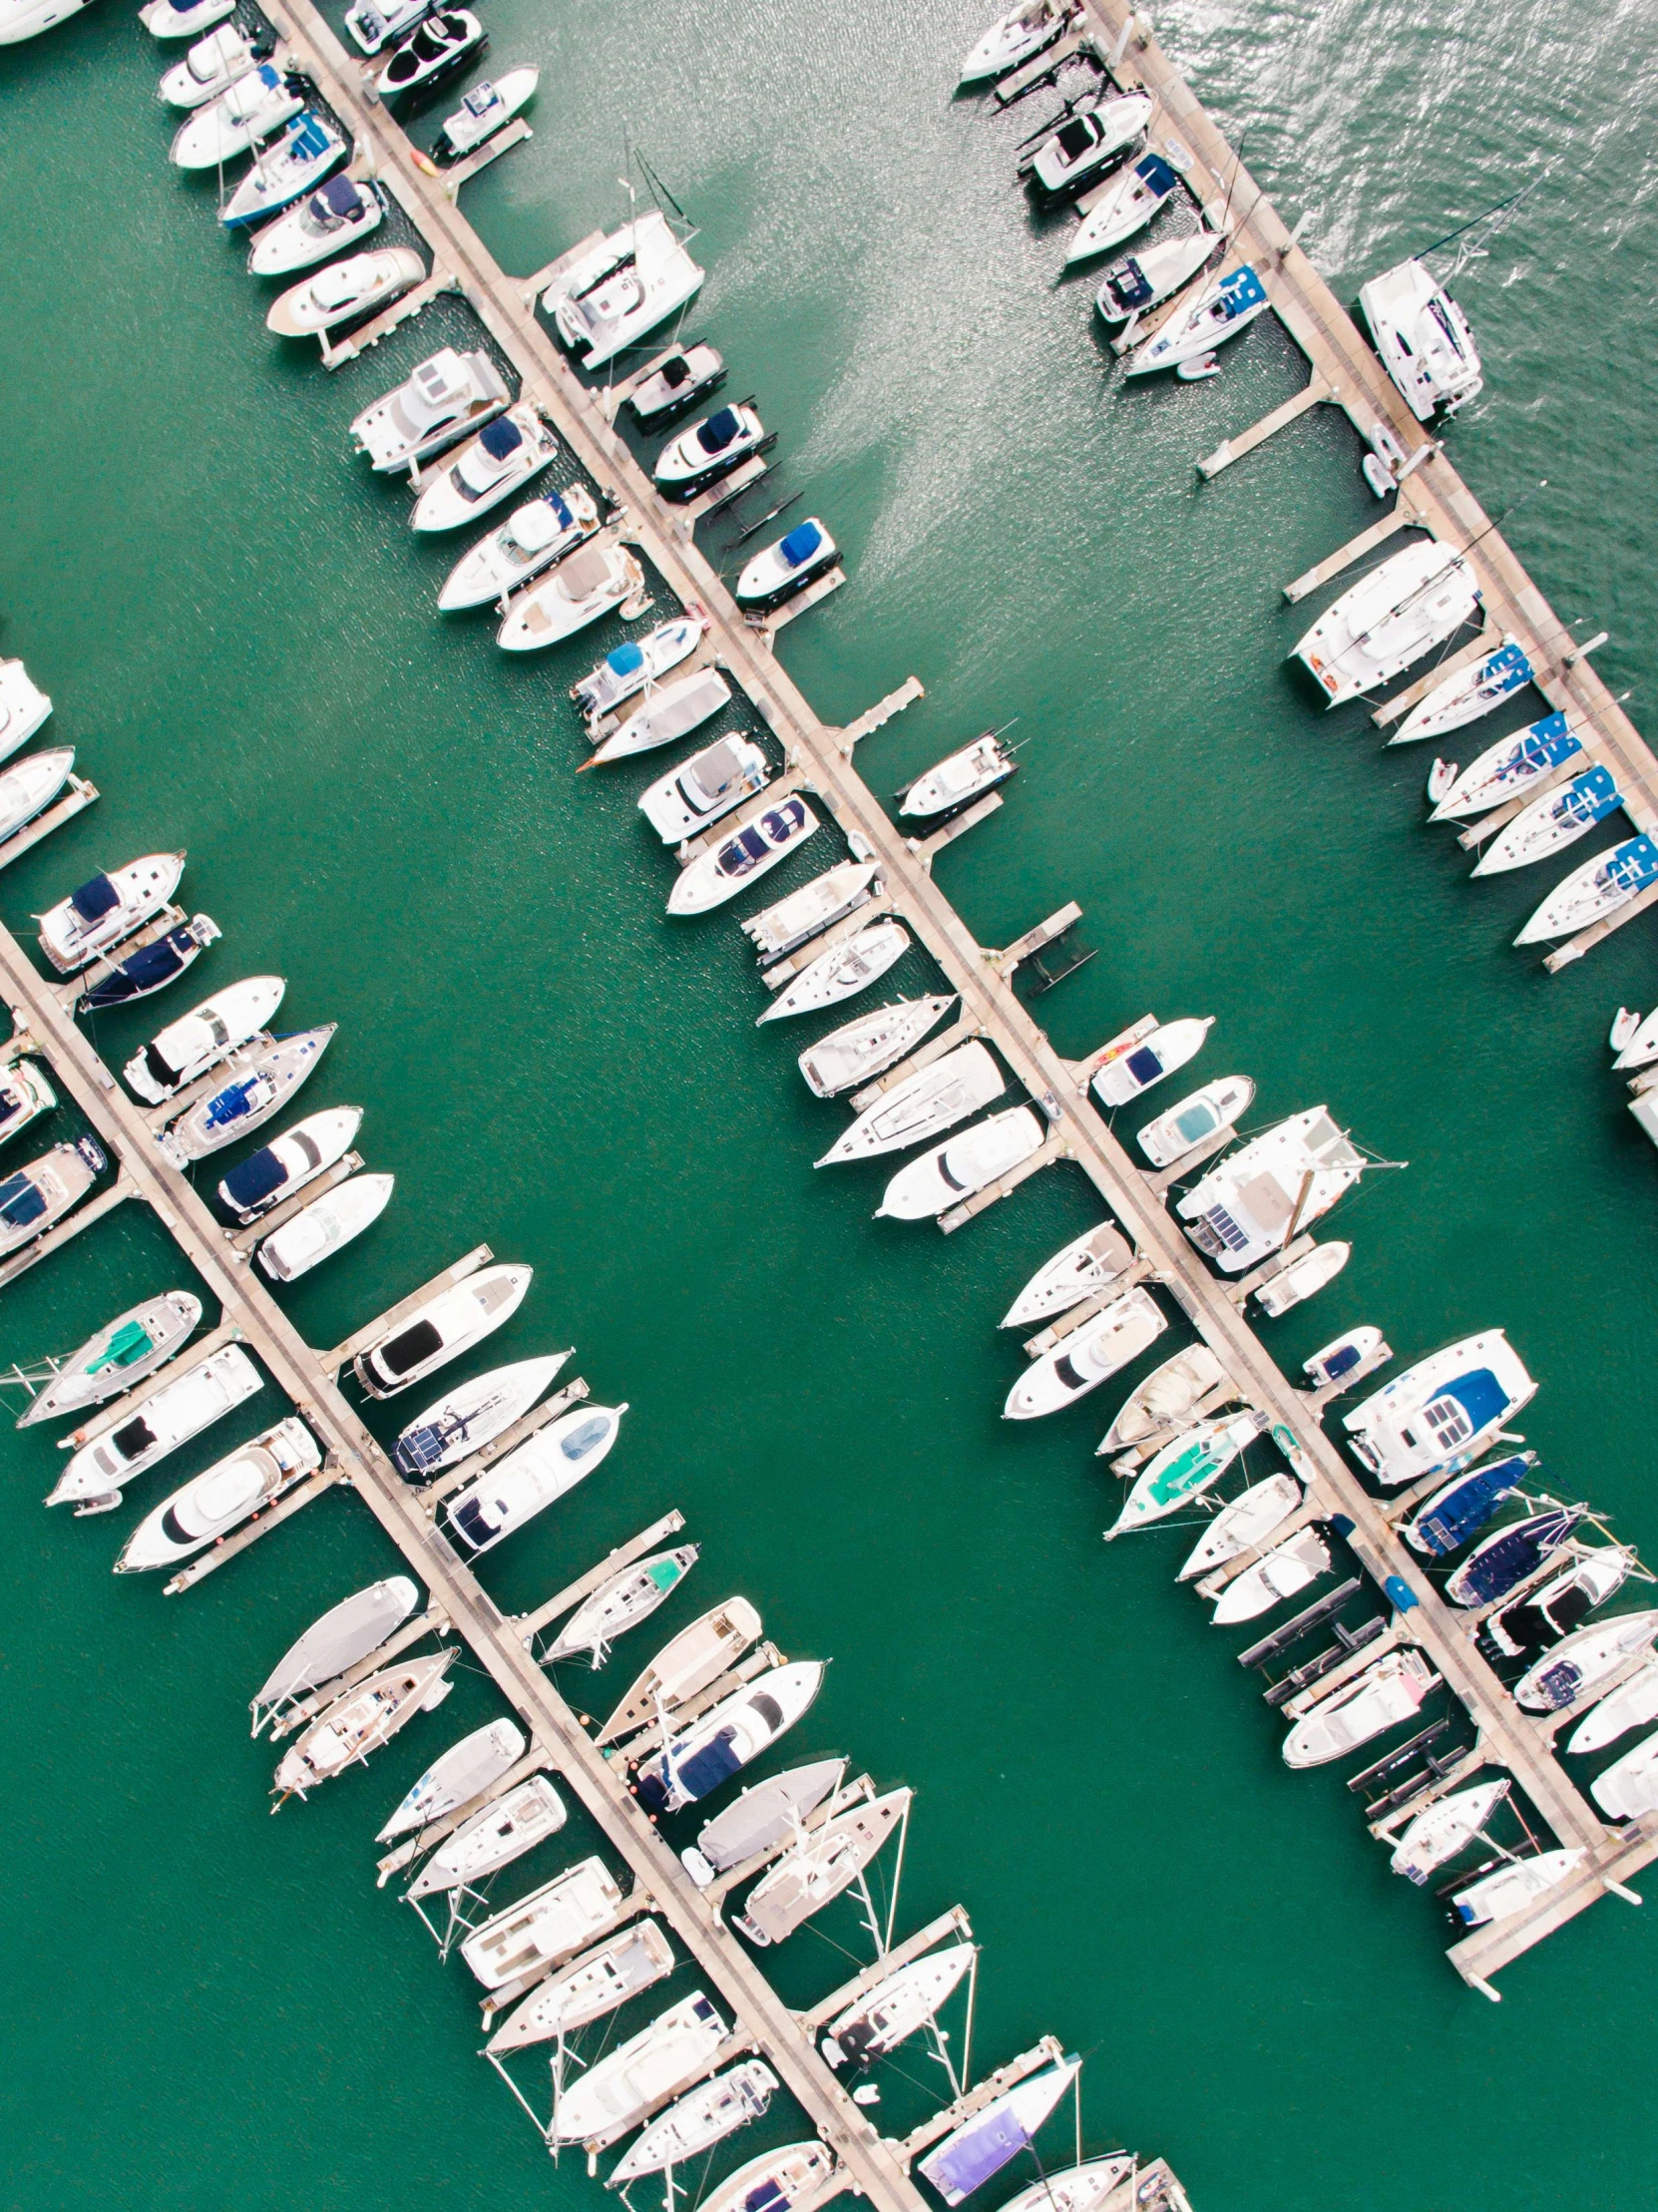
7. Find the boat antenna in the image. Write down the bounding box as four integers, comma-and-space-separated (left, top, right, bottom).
1217, 124, 1254, 237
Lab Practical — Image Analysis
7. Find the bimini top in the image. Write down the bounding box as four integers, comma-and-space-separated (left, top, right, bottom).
1217, 265, 1268, 320
779, 521, 823, 567
69, 874, 120, 923
0, 1173, 48, 1229
605, 641, 645, 678
695, 407, 740, 455
316, 175, 362, 220
477, 415, 522, 461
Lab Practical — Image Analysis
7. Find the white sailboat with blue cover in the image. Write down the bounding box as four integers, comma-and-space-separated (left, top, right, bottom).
1471, 765, 1621, 876
1429, 711, 1581, 821
1391, 634, 1531, 743
1123, 263, 1270, 376
1515, 833, 1658, 945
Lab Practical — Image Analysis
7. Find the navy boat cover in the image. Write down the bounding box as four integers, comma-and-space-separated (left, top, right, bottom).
316, 175, 362, 218
695, 407, 740, 455
0, 1174, 47, 1230
69, 874, 119, 924
1410, 1452, 1530, 1555
221, 1145, 286, 1210
478, 415, 523, 459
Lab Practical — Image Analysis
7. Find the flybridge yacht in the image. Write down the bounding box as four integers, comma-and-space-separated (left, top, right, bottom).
123, 974, 285, 1104
0, 1059, 56, 1151
1294, 540, 1479, 706
1359, 257, 1483, 422
545, 211, 706, 371
638, 734, 769, 844
50, 1344, 260, 1515
38, 853, 186, 972
353, 1262, 531, 1398
497, 542, 643, 651
116, 1416, 322, 1570
1175, 1106, 1365, 1273
0, 748, 75, 846
410, 405, 559, 532
437, 484, 599, 612
350, 347, 511, 474
1343, 1330, 1536, 1487
0, 1137, 104, 1257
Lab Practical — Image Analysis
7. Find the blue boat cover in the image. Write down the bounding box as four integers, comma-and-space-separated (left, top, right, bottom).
1124, 1045, 1162, 1085
288, 115, 332, 160
1439, 1367, 1509, 1438
479, 415, 523, 459
695, 407, 740, 455
1479, 641, 1532, 688
921, 2107, 1034, 2204
317, 175, 362, 217
1219, 264, 1268, 318
606, 642, 645, 677
780, 521, 823, 567
1556, 765, 1619, 824
1409, 1453, 1530, 1555
112, 934, 190, 991
559, 1414, 610, 1461
0, 1173, 46, 1230
672, 1724, 743, 1803
204, 1077, 260, 1129
1322, 1340, 1364, 1381
1458, 1510, 1578, 1606
1516, 710, 1575, 769
69, 874, 119, 924
1135, 151, 1177, 195
221, 1146, 286, 1209
545, 492, 573, 530
1106, 258, 1153, 311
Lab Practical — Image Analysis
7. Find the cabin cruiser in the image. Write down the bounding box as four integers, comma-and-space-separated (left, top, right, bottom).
354, 1262, 532, 1399
20, 1288, 200, 1426
544, 1543, 698, 1664
921, 2059, 1079, 2205
1175, 1106, 1365, 1273
433, 67, 538, 163
266, 247, 426, 338
545, 211, 706, 370
38, 852, 186, 971
219, 114, 345, 228
760, 920, 912, 1025
899, 730, 1016, 821
959, 0, 1067, 85
735, 520, 839, 611
1000, 1220, 1134, 1329
823, 1943, 976, 2068
653, 403, 767, 501
684, 1760, 844, 1884
158, 22, 262, 107
215, 1104, 362, 1221
0, 1136, 104, 1256
1512, 1609, 1658, 1712
410, 405, 559, 531
377, 1717, 525, 1841
1065, 151, 1180, 264
586, 665, 731, 764
1095, 228, 1217, 325
116, 1416, 321, 1570
1390, 635, 1530, 744
633, 1659, 824, 1816
1402, 1452, 1533, 1556
1092, 1015, 1211, 1106
1358, 257, 1482, 422
497, 542, 644, 650
246, 176, 386, 277
272, 1649, 457, 1799
142, 0, 233, 35
638, 735, 769, 843
375, 10, 485, 106
486, 1922, 677, 2054
169, 64, 301, 168
1568, 1659, 1658, 1756
1471, 765, 1620, 876
1023, 93, 1153, 202
1281, 1648, 1439, 1767
817, 1040, 1004, 1164
350, 347, 511, 474
606, 2060, 776, 2178
667, 795, 818, 916
628, 343, 726, 428
392, 1354, 569, 1480
79, 914, 218, 1012
1295, 540, 1480, 706
159, 1025, 335, 1165
124, 974, 285, 1104
49, 1345, 262, 1516
797, 994, 954, 1098
734, 1789, 910, 1947
1343, 1331, 1536, 1488
343, 0, 427, 54
743, 861, 882, 963
1452, 1849, 1582, 1929
877, 1106, 1043, 1221
1387, 1777, 1510, 1884
257, 1170, 394, 1282
1098, 1344, 1231, 1456
599, 1598, 764, 1745
549, 1993, 727, 2143
1514, 833, 1658, 946
0, 748, 75, 847
404, 1773, 567, 1898
1136, 1075, 1254, 1168
1255, 1238, 1350, 1318
1429, 711, 1580, 821
0, 658, 53, 762
1004, 1285, 1166, 1418
1212, 1529, 1331, 1623
443, 1402, 626, 1556
1445, 1507, 1579, 1609
1177, 1472, 1302, 1581
0, 1059, 56, 1152
1124, 262, 1271, 376
573, 614, 704, 721
1483, 1548, 1629, 1660
437, 484, 600, 612
1106, 1410, 1265, 1538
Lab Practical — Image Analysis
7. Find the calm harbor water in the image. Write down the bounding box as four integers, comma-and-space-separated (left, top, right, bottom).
2, 2, 1656, 2208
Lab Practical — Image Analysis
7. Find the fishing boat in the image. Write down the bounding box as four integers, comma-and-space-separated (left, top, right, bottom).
822, 1943, 975, 2067
1515, 833, 1658, 946
796, 995, 952, 1097
735, 520, 839, 611
627, 343, 726, 428
876, 1106, 1044, 1221
1023, 93, 1153, 202
919, 2058, 1080, 2205
256, 1170, 395, 1282
1105, 1409, 1265, 1539
19, 1290, 201, 1427
141, 0, 233, 36
695, 2146, 834, 2212
585, 665, 732, 766
1431, 715, 1583, 823
1212, 1528, 1331, 1623
743, 861, 882, 963
817, 1041, 1005, 1164
574, 614, 704, 721
169, 65, 302, 168
1445, 1506, 1580, 1608
78, 914, 218, 1013
391, 1353, 570, 1481
273, 1649, 458, 1800
546, 211, 707, 370
1344, 1332, 1537, 1488
37, 852, 186, 972
249, 1575, 420, 1734
1302, 1325, 1386, 1391
438, 485, 601, 613
899, 730, 1017, 821
1484, 1548, 1629, 1659
1066, 151, 1181, 263
115, 1415, 321, 1571
1565, 1659, 1658, 1756
1281, 1648, 1439, 1767
350, 347, 511, 473
497, 543, 645, 651
0, 1059, 54, 1153
48, 1345, 262, 1516
1124, 262, 1270, 376
377, 1717, 526, 1841
124, 974, 285, 1105
1591, 1739, 1658, 1822
219, 113, 347, 228
1389, 636, 1531, 744
0, 659, 53, 761
1513, 1610, 1658, 1711
158, 1025, 335, 1165
667, 795, 818, 917
1094, 228, 1218, 324
1359, 257, 1482, 421
1402, 1452, 1534, 1556
606, 2060, 776, 2181
1255, 1239, 1350, 1318
959, 0, 1067, 86
760, 921, 910, 1025
246, 175, 385, 277
1176, 1472, 1301, 1580
444, 1403, 626, 1557
1135, 1075, 1254, 1169
597, 1597, 763, 1745
550, 1993, 728, 2144
1097, 1342, 1228, 1455
543, 1545, 699, 1664
1000, 2162, 1138, 2212
0, 747, 73, 849
342, 0, 427, 54
1001, 1221, 1134, 1329
684, 1759, 847, 1883
487, 1922, 677, 2054
653, 403, 766, 500
1471, 765, 1621, 877
375, 10, 485, 106
0, 1135, 104, 1256
404, 1773, 567, 1898
733, 1788, 910, 1947
354, 1262, 533, 1399
1004, 1285, 1166, 1420
633, 1659, 825, 1816
158, 21, 261, 106
638, 736, 769, 844
1452, 1849, 1582, 1929
215, 1104, 362, 1222
1092, 1016, 1212, 1107
1295, 541, 1480, 707
266, 247, 426, 337
1176, 1106, 1365, 1273
460, 1855, 628, 1991
410, 406, 559, 532
1388, 1778, 1510, 1884
433, 67, 539, 162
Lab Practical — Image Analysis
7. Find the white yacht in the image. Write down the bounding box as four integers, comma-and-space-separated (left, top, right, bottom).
250, 1576, 419, 1734
1343, 1330, 1537, 1487
20, 1287, 201, 1426
404, 1773, 567, 1898
899, 730, 1016, 820
1295, 540, 1480, 707
627, 342, 726, 429
0, 1136, 105, 1256
265, 248, 426, 337
1099, 1343, 1231, 1456
1452, 1849, 1583, 1929
585, 665, 730, 765
1358, 258, 1482, 422
1176, 1472, 1301, 1581
0, 1057, 55, 1151
1092, 1015, 1212, 1106
158, 22, 260, 106
823, 1942, 975, 2067
48, 1345, 262, 1516
1255, 1238, 1350, 1318
354, 1262, 532, 1399
256, 1170, 395, 1283
816, 1040, 1004, 1163
638, 735, 769, 844
574, 615, 704, 722
218, 113, 345, 230
598, 1597, 764, 1745
667, 795, 818, 917
550, 1993, 727, 2145
1429, 711, 1580, 822
438, 485, 600, 612
606, 2059, 776, 2180
410, 405, 559, 532
1175, 1106, 1365, 1273
434, 66, 539, 163
1281, 1649, 1439, 1767
1565, 1660, 1658, 1756
124, 974, 285, 1104
158, 1026, 335, 1165
1591, 1737, 1658, 1822
342, 0, 427, 54
959, 0, 1067, 86
760, 920, 912, 1025
273, 1650, 457, 1799
999, 2164, 1137, 2212
543, 1544, 698, 1664
876, 1106, 1044, 1221
1065, 150, 1180, 264
1136, 1074, 1254, 1168
1390, 635, 1530, 744
0, 658, 54, 762
377, 1717, 526, 1841
1388, 1778, 1509, 1884
735, 519, 839, 611
486, 1921, 676, 2053
1000, 1219, 1135, 1328
141, 0, 233, 34
797, 994, 954, 1098
734, 1788, 910, 1947
633, 1660, 824, 1816
350, 347, 511, 473
696, 2147, 834, 2212
246, 176, 385, 277
1124, 262, 1271, 376
1105, 1410, 1264, 1539
116, 1416, 321, 1571
1003, 1285, 1166, 1418
169, 64, 300, 169
1212, 1528, 1331, 1622
215, 1104, 362, 1221
77, 914, 218, 1014
461, 1856, 628, 1992
0, 723, 67, 828
1024, 92, 1153, 202
653, 403, 766, 500
1095, 228, 1218, 325
392, 1354, 570, 1480
37, 851, 186, 972
742, 861, 882, 962
497, 543, 644, 651
444, 1403, 626, 1557
546, 211, 706, 370
1471, 765, 1621, 877
1514, 833, 1658, 947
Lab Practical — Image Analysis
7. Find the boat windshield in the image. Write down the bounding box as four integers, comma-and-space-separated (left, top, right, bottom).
1426, 296, 1467, 361
1055, 117, 1100, 161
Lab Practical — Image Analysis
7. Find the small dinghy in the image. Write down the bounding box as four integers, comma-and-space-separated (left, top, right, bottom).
487, 1921, 677, 2054
1359, 257, 1482, 423
1023, 93, 1154, 203
1446, 1506, 1580, 1609
546, 211, 706, 370
79, 913, 218, 1012
959, 0, 1066, 86
573, 614, 704, 721
735, 519, 839, 612
497, 542, 644, 652
1124, 262, 1270, 376
0, 1136, 105, 1255
0, 1059, 56, 1152
116, 1415, 321, 1571
375, 8, 485, 106
1211, 1527, 1331, 1623
627, 342, 726, 429
433, 66, 538, 162
797, 995, 954, 1097
444, 1403, 625, 1557
1515, 833, 1658, 946
1092, 1016, 1212, 1106
1402, 1452, 1533, 1557
50, 1343, 262, 1516
1098, 1342, 1228, 1455
170, 64, 301, 168
734, 1787, 910, 1947
1105, 1409, 1264, 1539
1591, 1737, 1658, 1822
1135, 1074, 1254, 1168
250, 1575, 419, 1734
544, 1545, 698, 1664
1005, 1285, 1166, 1420
1452, 1849, 1582, 1929
411, 405, 559, 532
142, 0, 234, 37
1002, 1220, 1135, 1331
462, 1856, 628, 1992
760, 919, 910, 1024
638, 735, 769, 844
1255, 1239, 1350, 1318
1568, 1658, 1658, 1756
219, 113, 346, 228
818, 1040, 1004, 1163
1001, 2163, 1137, 2212
667, 795, 818, 917
1426, 757, 1457, 805
437, 484, 600, 613
256, 1170, 395, 1282
899, 729, 1017, 821
823, 1942, 976, 2068
1281, 1648, 1439, 1767
19, 1288, 201, 1427
1611, 1007, 1655, 1068
1302, 1324, 1385, 1390
1390, 635, 1531, 744
1066, 151, 1181, 264
274, 1649, 457, 1800
0, 658, 53, 762
683, 1759, 846, 1883
392, 1353, 570, 1481
124, 973, 285, 1104
343, 0, 427, 54
585, 665, 732, 766
1388, 1778, 1510, 1884
246, 175, 385, 277
653, 403, 766, 500
633, 1659, 824, 1816
1485, 1547, 1628, 1658
404, 1773, 566, 1898
920, 2058, 1080, 2205
266, 247, 426, 337
598, 1597, 763, 1745
377, 1716, 526, 1840
158, 21, 261, 107
1429, 711, 1581, 821
1514, 1610, 1658, 1712
876, 1106, 1044, 1221
1177, 1472, 1302, 1580
351, 346, 510, 473
215, 1104, 362, 1222
1294, 540, 1480, 707
1095, 227, 1218, 324
354, 1262, 532, 1399
549, 1994, 728, 2145
605, 2059, 775, 2179
743, 860, 882, 963
38, 852, 186, 972
159, 1025, 335, 1165
695, 2147, 834, 2212
1471, 765, 1621, 877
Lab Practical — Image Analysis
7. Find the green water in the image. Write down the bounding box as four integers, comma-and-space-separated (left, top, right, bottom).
2, 1, 1656, 2206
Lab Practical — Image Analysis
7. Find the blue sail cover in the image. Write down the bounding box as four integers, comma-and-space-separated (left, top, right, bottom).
69, 874, 119, 924
1516, 711, 1576, 770
1219, 264, 1268, 318
478, 415, 523, 459
606, 642, 645, 677
1408, 1453, 1531, 1555
921, 2107, 1034, 2204
695, 407, 740, 455
1553, 765, 1619, 826
1477, 641, 1532, 692
204, 1077, 261, 1129
780, 521, 823, 568
1606, 835, 1658, 896
288, 115, 332, 162
1134, 151, 1177, 196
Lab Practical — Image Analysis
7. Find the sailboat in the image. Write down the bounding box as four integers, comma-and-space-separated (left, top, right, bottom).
758, 920, 912, 1024
1514, 834, 1658, 946
796, 995, 954, 1097
959, 0, 1067, 87
1470, 766, 1621, 876
1123, 263, 1270, 376
250, 1576, 420, 1734
1429, 712, 1580, 821
158, 1026, 336, 1165
548, 1992, 727, 2142
604, 2060, 777, 2182
1444, 1506, 1580, 1608
542, 1545, 699, 1664
816, 1041, 1004, 1163
391, 1353, 571, 1480
378, 1718, 525, 1841
1000, 1219, 1135, 1328
733, 1787, 910, 1946
918, 2056, 1080, 2205
404, 1774, 567, 1898
1513, 1610, 1658, 1712
1387, 1778, 1510, 1884
1065, 151, 1181, 264
694, 2146, 834, 2212
1565, 1658, 1658, 1756
685, 1760, 848, 1885
17, 1289, 201, 1426
585, 666, 731, 765
821, 1942, 975, 2067
597, 1598, 763, 1745
1591, 1737, 1658, 1822
1095, 229, 1218, 325
487, 1922, 676, 2054
1211, 1528, 1331, 1623
1176, 1472, 1301, 1580
1389, 635, 1531, 743
1098, 1343, 1229, 1455
1105, 1410, 1264, 1539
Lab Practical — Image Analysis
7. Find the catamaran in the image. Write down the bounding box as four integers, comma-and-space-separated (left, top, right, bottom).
1176, 1106, 1366, 1274
545, 211, 706, 371
1344, 1332, 1536, 1488
1359, 257, 1482, 421
1295, 540, 1480, 706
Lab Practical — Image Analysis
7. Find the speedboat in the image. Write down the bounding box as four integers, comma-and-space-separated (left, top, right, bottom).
1281, 1648, 1439, 1767
876, 1106, 1044, 1220
392, 1354, 570, 1480
0, 1136, 104, 1255
496, 542, 644, 651
760, 919, 911, 1023
1176, 1106, 1365, 1274
219, 112, 346, 227
573, 613, 704, 721
1294, 540, 1480, 707
124, 974, 285, 1104
375, 10, 486, 106
404, 1773, 567, 1898
79, 913, 219, 1012
158, 1026, 335, 1165
354, 1262, 532, 1399
1483, 1547, 1629, 1659
169, 65, 302, 168
1124, 262, 1270, 375
343, 0, 428, 54
735, 520, 839, 612
1515, 834, 1658, 946
822, 1943, 976, 2068
1401, 1452, 1534, 1557
1104, 1409, 1264, 1538
1098, 1343, 1231, 1455
215, 1104, 362, 1221
1065, 151, 1180, 264
0, 747, 76, 846
0, 659, 53, 761
38, 852, 186, 972
1095, 228, 1218, 324
1000, 1219, 1135, 1328
158, 23, 262, 107
487, 1922, 677, 2054
920, 2059, 1079, 2206
115, 1415, 321, 1571
1176, 1472, 1301, 1580
443, 1402, 626, 1556
1301, 1324, 1386, 1391
1452, 1849, 1582, 1928
543, 1543, 698, 1664
0, 1059, 56, 1151
1429, 710, 1580, 821
549, 1993, 727, 2144
1255, 1238, 1350, 1318
696, 2148, 834, 2212
816, 1040, 1004, 1164
376, 1717, 526, 1841
797, 994, 955, 1098
1135, 1075, 1254, 1168
585, 665, 731, 765
1390, 635, 1531, 744
742, 860, 882, 962
628, 342, 726, 428
633, 1659, 824, 1816
256, 1170, 394, 1283
959, 0, 1066, 85
410, 405, 559, 532
605, 2059, 776, 2178
653, 403, 766, 500
545, 211, 706, 370
1592, 1739, 1658, 1821
1359, 257, 1482, 422
1567, 1658, 1658, 1755
246, 176, 386, 276
734, 1788, 910, 1947
1388, 1778, 1510, 1884
1023, 93, 1153, 202
638, 735, 769, 844
598, 1597, 764, 1745
141, 0, 233, 36
461, 1856, 629, 1991
666, 795, 818, 916
1513, 1609, 1658, 1711
1471, 765, 1621, 877
898, 729, 1016, 820
1211, 1528, 1331, 1623
433, 67, 539, 163
351, 347, 511, 474
251, 1576, 420, 1735
1004, 1285, 1166, 1419
1344, 1332, 1536, 1488
19, 1288, 201, 1426
683, 1759, 845, 1883
265, 247, 426, 337
437, 484, 600, 612
272, 1649, 457, 1800
1091, 1016, 1212, 1106
49, 1344, 264, 1516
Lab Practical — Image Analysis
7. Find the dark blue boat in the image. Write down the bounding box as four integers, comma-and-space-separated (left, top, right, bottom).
1447, 1506, 1579, 1607
1403, 1452, 1536, 1557
78, 915, 219, 1012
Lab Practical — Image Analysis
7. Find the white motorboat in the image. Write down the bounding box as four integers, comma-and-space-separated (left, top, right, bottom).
734, 1788, 910, 1947
816, 1040, 1004, 1164
606, 2059, 776, 2181
79, 913, 218, 1014
1428, 712, 1580, 821
1513, 1610, 1658, 1712
1176, 1105, 1365, 1274
1095, 227, 1218, 324
1343, 1330, 1537, 1488
37, 852, 186, 972
1000, 1219, 1135, 1329
1105, 1409, 1264, 1539
392, 1354, 570, 1480
1613, 1007, 1658, 1074
633, 1659, 824, 1816
437, 484, 601, 613
898, 730, 1017, 820
273, 1649, 457, 1799
354, 1262, 533, 1399
543, 1544, 698, 1664
1389, 636, 1531, 744
158, 22, 261, 107
0, 745, 70, 847
1281, 1648, 1439, 1767
638, 736, 769, 844
1302, 1325, 1387, 1391
218, 113, 346, 229
1470, 765, 1621, 877
1099, 1343, 1231, 1455
743, 861, 882, 963
797, 994, 955, 1098
0, 659, 53, 762
158, 1025, 335, 1165
377, 1716, 526, 1840
1387, 1778, 1510, 1884
549, 1992, 727, 2143
115, 1415, 321, 1571
497, 543, 644, 651
1359, 257, 1482, 422
487, 1921, 677, 2054
246, 176, 385, 277
215, 1104, 362, 1221
0, 1135, 105, 1256
1124, 262, 1271, 375
1136, 1075, 1254, 1168
350, 347, 511, 474
653, 403, 766, 500
920, 2059, 1079, 2205
598, 1597, 764, 1745
48, 1345, 261, 1516
823, 1942, 976, 2068
141, 0, 233, 36
735, 519, 839, 611
627, 342, 726, 429
265, 247, 426, 337
1000, 2163, 1137, 2212
546, 211, 706, 371
1092, 1016, 1212, 1107
696, 2147, 834, 2212
666, 795, 819, 917
875, 1106, 1044, 1221
1023, 92, 1154, 201
1176, 1472, 1301, 1580
1065, 151, 1181, 264
1565, 1659, 1658, 1755
959, 0, 1067, 86
433, 66, 538, 163
0, 1058, 55, 1152
573, 614, 704, 722
585, 665, 731, 766
1590, 1736, 1658, 1822
256, 1170, 395, 1282
375, 9, 485, 105
1452, 1849, 1583, 1930
250, 1575, 419, 1734
444, 1403, 626, 1557
1003, 1285, 1166, 1419
1515, 833, 1658, 946
411, 405, 559, 532
1255, 1239, 1350, 1318
1295, 540, 1480, 707
169, 65, 301, 169
404, 1773, 567, 1898
124, 974, 285, 1104
19, 1288, 201, 1427
684, 1759, 846, 1881
760, 920, 911, 1024
1211, 1528, 1331, 1622
343, 0, 427, 54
